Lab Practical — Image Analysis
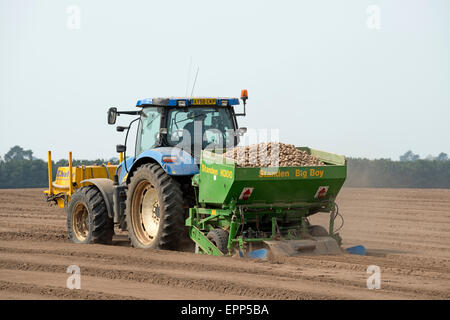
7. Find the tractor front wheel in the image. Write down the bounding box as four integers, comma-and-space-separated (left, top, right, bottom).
125, 163, 184, 250
66, 186, 114, 244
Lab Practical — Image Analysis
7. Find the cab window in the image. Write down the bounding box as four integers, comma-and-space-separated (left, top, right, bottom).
136, 107, 162, 155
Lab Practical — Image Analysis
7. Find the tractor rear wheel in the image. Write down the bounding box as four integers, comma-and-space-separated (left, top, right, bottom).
66, 186, 114, 244
125, 163, 184, 250
207, 229, 229, 254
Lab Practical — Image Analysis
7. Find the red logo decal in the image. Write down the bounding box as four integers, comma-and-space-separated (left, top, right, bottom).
239, 187, 254, 201
314, 186, 329, 199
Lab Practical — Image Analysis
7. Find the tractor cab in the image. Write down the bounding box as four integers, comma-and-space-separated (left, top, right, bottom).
134, 98, 243, 158
107, 94, 248, 182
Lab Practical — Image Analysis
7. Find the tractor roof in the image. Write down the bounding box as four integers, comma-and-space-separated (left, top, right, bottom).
136, 97, 240, 107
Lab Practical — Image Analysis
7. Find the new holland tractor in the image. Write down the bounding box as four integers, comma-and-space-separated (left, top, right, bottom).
45, 91, 347, 258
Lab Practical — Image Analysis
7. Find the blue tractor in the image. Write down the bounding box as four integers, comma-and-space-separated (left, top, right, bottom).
90, 93, 249, 249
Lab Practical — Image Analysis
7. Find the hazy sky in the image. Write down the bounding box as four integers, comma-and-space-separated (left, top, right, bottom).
1, 0, 449, 161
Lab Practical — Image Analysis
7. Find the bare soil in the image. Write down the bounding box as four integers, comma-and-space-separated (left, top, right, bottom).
0, 188, 449, 300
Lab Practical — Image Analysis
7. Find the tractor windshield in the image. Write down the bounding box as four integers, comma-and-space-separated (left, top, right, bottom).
167, 107, 236, 150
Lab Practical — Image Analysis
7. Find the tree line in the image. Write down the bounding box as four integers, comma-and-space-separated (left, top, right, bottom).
344, 150, 450, 188
0, 146, 118, 189
345, 158, 450, 188
0, 146, 449, 189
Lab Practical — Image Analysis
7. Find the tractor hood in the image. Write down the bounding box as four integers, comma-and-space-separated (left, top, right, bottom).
117, 147, 199, 183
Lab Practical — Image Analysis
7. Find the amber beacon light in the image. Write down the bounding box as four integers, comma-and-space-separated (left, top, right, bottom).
240, 89, 248, 102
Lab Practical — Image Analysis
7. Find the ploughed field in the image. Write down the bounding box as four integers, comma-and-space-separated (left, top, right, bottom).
0, 188, 449, 300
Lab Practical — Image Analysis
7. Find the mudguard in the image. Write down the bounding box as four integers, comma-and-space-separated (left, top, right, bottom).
117, 147, 199, 183
81, 178, 114, 219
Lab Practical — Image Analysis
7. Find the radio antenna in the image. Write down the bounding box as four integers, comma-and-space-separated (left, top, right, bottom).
190, 67, 200, 97
185, 56, 193, 97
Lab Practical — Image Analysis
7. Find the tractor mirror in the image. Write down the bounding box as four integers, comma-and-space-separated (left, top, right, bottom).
237, 127, 247, 136
107, 107, 118, 125
116, 144, 126, 153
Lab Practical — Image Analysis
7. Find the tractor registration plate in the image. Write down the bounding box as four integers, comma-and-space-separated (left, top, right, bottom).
190, 98, 216, 105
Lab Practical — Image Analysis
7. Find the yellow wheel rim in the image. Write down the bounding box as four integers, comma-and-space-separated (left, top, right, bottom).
131, 180, 160, 246
73, 203, 89, 241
